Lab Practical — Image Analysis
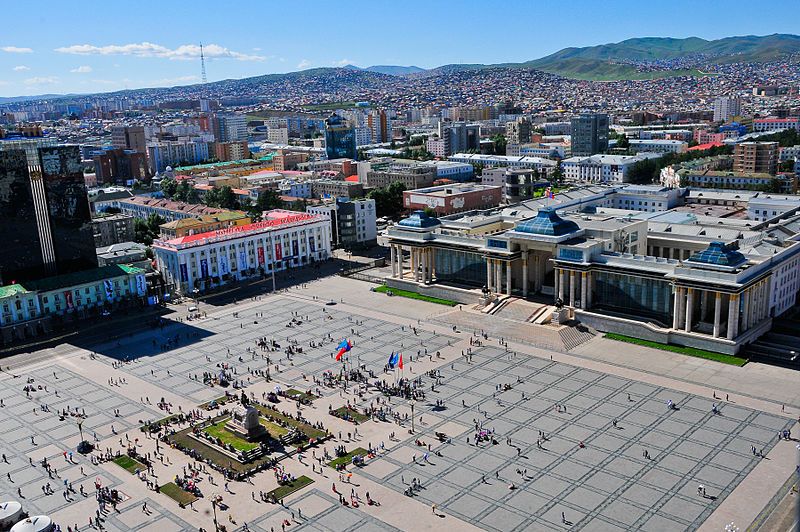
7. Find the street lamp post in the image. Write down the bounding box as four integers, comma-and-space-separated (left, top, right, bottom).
211, 495, 220, 532
410, 400, 416, 433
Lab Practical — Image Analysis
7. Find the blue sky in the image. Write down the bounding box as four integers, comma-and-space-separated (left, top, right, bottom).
0, 0, 797, 97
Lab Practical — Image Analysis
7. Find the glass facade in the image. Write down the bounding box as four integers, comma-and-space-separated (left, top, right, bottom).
593, 270, 673, 324
0, 149, 46, 283
39, 146, 98, 275
434, 248, 486, 287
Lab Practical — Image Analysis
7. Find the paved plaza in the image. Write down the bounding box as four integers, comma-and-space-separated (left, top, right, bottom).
0, 283, 796, 532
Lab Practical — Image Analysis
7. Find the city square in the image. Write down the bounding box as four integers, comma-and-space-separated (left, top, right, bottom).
0, 276, 796, 531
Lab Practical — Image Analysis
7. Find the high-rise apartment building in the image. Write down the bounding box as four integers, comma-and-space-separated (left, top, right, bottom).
435, 121, 480, 157
733, 142, 779, 175
93, 148, 150, 185
506, 117, 532, 145
111, 125, 147, 153
713, 97, 741, 123
0, 146, 97, 284
570, 113, 609, 156
324, 114, 357, 160
367, 110, 392, 144
213, 114, 247, 142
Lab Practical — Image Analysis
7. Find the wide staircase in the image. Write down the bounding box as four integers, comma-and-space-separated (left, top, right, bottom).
744, 307, 800, 369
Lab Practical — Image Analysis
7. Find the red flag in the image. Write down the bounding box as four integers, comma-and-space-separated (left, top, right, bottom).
397, 353, 403, 370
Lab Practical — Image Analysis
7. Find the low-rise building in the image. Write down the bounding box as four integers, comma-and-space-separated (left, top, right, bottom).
0, 264, 149, 344
153, 210, 332, 294
91, 213, 135, 247
96, 242, 149, 268
681, 170, 780, 191
310, 179, 364, 199
448, 153, 557, 173
115, 196, 232, 222
629, 139, 688, 154
752, 117, 800, 133
561, 153, 661, 184
365, 161, 436, 189
481, 168, 549, 203
307, 198, 377, 247
403, 184, 502, 215
158, 211, 251, 239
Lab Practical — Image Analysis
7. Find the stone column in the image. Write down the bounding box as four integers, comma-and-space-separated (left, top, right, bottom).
741, 287, 751, 332
753, 282, 762, 323
727, 294, 739, 340
413, 249, 420, 282
673, 287, 682, 330
495, 260, 502, 295
522, 254, 529, 298
558, 269, 566, 302
506, 260, 512, 296
429, 248, 435, 280
713, 292, 722, 338
581, 272, 588, 309
685, 288, 694, 333
390, 245, 397, 277
569, 270, 576, 307
586, 271, 593, 308
486, 259, 492, 292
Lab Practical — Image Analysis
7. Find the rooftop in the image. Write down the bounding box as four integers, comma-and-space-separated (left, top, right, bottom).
516, 208, 580, 237
25, 264, 144, 293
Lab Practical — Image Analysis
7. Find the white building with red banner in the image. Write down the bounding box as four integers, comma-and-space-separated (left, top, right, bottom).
152, 210, 332, 295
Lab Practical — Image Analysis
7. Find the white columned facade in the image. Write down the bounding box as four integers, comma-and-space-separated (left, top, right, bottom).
390, 245, 397, 277
741, 288, 751, 331
558, 269, 565, 302
569, 270, 576, 307
581, 272, 588, 309
673, 287, 683, 330
522, 254, 529, 298
713, 292, 722, 338
685, 288, 694, 333
413, 249, 420, 282
486, 260, 493, 292
506, 261, 512, 296
727, 294, 739, 340
495, 260, 502, 295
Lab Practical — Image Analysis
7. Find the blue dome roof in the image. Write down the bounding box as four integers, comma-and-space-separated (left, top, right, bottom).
687, 241, 746, 267
516, 208, 579, 236
397, 210, 441, 229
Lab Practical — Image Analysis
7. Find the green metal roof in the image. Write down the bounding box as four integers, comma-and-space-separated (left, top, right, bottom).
0, 284, 29, 299
27, 265, 143, 293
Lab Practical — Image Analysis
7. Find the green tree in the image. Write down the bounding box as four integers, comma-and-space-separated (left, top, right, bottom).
203, 187, 221, 207
491, 134, 507, 155
367, 181, 406, 218
173, 181, 191, 202
550, 161, 564, 184
186, 187, 200, 204
219, 186, 241, 209
615, 135, 630, 150
779, 159, 796, 173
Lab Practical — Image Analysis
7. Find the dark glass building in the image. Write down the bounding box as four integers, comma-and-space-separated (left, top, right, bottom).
324, 113, 357, 160
0, 149, 47, 283
38, 145, 98, 276
0, 146, 97, 285
570, 113, 609, 156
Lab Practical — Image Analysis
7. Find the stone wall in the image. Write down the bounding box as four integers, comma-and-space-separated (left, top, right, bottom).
575, 309, 749, 355
384, 278, 477, 305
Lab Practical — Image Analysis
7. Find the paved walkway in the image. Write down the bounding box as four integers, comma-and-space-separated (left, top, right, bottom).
0, 275, 795, 531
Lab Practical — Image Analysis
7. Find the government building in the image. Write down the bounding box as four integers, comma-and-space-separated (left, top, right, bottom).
384, 187, 800, 355
153, 210, 332, 296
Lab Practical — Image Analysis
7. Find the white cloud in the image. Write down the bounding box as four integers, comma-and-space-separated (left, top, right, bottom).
24, 76, 59, 85
1, 46, 33, 53
297, 59, 311, 69
252, 47, 262, 51
70, 65, 92, 73
151, 75, 200, 86
55, 42, 265, 61
12, 65, 30, 71
332, 58, 355, 67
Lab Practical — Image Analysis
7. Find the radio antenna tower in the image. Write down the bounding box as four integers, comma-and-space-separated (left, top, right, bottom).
200, 42, 208, 84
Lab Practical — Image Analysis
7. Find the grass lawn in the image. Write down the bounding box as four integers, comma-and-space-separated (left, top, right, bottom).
260, 419, 289, 438
375, 285, 457, 306
266, 476, 314, 500
159, 482, 198, 506
331, 406, 370, 423
328, 448, 369, 469
113, 455, 145, 474
604, 333, 748, 366
253, 405, 327, 441
141, 414, 179, 433
203, 420, 260, 452
199, 396, 229, 410
285, 388, 317, 403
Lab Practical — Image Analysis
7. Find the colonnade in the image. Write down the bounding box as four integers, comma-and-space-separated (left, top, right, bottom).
672, 278, 770, 340
389, 244, 435, 284
553, 267, 593, 309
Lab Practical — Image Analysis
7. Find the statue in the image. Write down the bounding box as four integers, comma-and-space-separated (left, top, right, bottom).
555, 297, 564, 309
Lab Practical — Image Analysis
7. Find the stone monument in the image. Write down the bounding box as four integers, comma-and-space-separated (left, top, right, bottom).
226, 403, 267, 441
